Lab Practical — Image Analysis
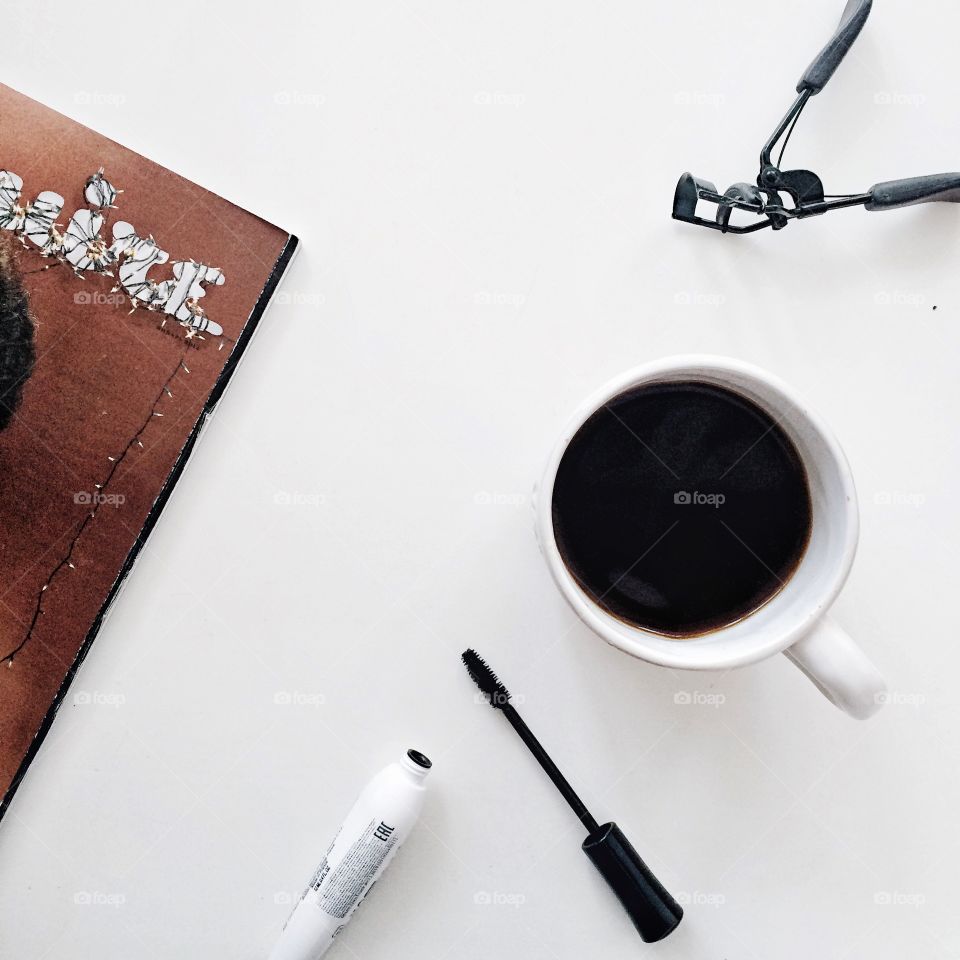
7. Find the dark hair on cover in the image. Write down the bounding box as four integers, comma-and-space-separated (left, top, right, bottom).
0, 239, 35, 431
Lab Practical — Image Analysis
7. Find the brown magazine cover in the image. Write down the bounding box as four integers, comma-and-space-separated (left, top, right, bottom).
0, 83, 297, 817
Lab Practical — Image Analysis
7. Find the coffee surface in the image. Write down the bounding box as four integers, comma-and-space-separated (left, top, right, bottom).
551, 381, 811, 636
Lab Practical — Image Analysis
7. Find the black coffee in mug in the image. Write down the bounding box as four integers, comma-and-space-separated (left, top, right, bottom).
551, 380, 812, 637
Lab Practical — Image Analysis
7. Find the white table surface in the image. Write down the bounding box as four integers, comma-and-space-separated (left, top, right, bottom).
2, 1, 958, 957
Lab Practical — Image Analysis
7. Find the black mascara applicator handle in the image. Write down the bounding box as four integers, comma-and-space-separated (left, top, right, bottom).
504, 704, 681, 941
581, 821, 683, 943
500, 702, 600, 835
462, 649, 682, 943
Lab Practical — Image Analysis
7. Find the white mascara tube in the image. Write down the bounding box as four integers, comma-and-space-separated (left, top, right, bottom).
269, 749, 432, 960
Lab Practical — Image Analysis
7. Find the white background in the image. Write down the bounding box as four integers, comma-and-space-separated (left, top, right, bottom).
1, 1, 958, 957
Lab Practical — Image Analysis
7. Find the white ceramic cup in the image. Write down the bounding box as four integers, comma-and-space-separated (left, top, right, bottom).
535, 355, 886, 719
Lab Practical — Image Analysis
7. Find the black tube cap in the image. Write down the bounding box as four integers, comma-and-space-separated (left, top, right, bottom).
581, 822, 682, 943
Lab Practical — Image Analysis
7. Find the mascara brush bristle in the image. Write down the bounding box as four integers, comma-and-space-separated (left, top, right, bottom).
461, 648, 511, 708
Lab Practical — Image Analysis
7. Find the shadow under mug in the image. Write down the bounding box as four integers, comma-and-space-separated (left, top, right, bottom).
535, 355, 887, 719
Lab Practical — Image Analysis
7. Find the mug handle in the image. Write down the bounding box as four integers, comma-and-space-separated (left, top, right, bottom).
783, 617, 886, 719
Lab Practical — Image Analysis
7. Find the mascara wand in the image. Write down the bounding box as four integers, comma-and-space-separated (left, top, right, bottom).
462, 648, 683, 944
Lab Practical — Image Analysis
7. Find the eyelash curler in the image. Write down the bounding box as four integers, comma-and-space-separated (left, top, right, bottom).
672, 0, 960, 235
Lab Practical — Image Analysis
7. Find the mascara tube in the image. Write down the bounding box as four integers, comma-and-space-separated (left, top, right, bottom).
269, 749, 431, 960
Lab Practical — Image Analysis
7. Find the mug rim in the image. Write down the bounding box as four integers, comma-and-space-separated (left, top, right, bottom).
536, 354, 860, 670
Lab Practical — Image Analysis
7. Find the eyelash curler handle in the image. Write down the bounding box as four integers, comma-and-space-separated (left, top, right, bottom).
797, 0, 872, 96
866, 174, 960, 211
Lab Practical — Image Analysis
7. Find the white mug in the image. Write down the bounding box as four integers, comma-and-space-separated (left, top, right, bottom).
535, 355, 887, 719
